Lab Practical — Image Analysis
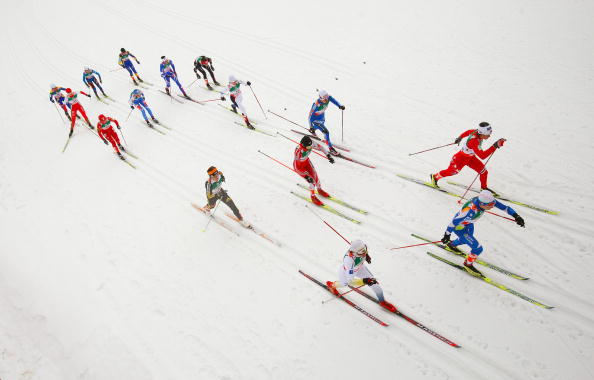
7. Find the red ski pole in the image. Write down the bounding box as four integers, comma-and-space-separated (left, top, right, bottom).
321, 284, 365, 304
248, 84, 267, 119
409, 142, 457, 156
277, 132, 327, 159
267, 109, 309, 131
390, 241, 440, 250
257, 150, 297, 173
305, 204, 350, 244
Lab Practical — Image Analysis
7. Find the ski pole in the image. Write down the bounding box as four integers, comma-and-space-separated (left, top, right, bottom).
126, 107, 134, 121
341, 109, 344, 142
187, 78, 198, 89
248, 84, 267, 119
409, 142, 457, 156
196, 97, 226, 103
276, 132, 327, 159
62, 133, 72, 153
202, 200, 221, 232
390, 241, 441, 250
109, 67, 124, 72
457, 151, 496, 203
257, 150, 297, 173
118, 127, 128, 146
321, 284, 366, 304
486, 210, 515, 222
267, 109, 309, 131
52, 102, 66, 124
305, 204, 350, 244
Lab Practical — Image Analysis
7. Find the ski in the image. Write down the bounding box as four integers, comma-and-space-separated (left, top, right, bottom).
158, 90, 184, 103
396, 174, 465, 199
299, 270, 389, 327
426, 252, 553, 309
347, 285, 460, 347
446, 181, 559, 215
217, 104, 258, 125
296, 183, 368, 214
139, 80, 154, 86
225, 213, 282, 247
103, 95, 116, 103
141, 121, 166, 135
232, 121, 275, 137
62, 136, 71, 153
411, 234, 529, 280
152, 120, 171, 130
178, 94, 205, 105
95, 97, 110, 105
119, 156, 136, 169
290, 129, 350, 152
134, 82, 150, 89
191, 203, 240, 236
122, 149, 139, 159
334, 151, 376, 169
291, 191, 361, 224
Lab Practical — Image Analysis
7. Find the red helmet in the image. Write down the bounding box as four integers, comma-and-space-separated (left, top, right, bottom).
99, 114, 106, 121
65, 88, 72, 93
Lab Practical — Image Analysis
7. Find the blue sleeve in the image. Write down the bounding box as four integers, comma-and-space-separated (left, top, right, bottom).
129, 53, 136, 59
94, 70, 102, 81
329, 96, 342, 108
159, 63, 164, 73
494, 200, 517, 216
171, 62, 177, 74
49, 92, 53, 101
309, 102, 316, 117
82, 73, 87, 85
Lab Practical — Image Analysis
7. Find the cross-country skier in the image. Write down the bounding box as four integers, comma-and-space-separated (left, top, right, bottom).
430, 122, 506, 195
309, 89, 345, 156
159, 56, 188, 97
440, 189, 525, 276
49, 84, 72, 120
327, 239, 397, 312
293, 135, 335, 206
65, 88, 93, 136
129, 89, 159, 127
118, 48, 143, 84
97, 114, 125, 160
193, 55, 220, 89
82, 67, 107, 99
226, 75, 254, 129
203, 166, 250, 227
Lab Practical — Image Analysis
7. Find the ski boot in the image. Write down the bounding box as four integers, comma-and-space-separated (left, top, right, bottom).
308, 128, 315, 134
146, 120, 154, 128
329, 147, 339, 156
379, 301, 397, 313
165, 87, 171, 96
326, 281, 340, 296
317, 188, 330, 198
132, 78, 139, 85
206, 82, 213, 90
137, 76, 144, 83
65, 112, 72, 121
463, 261, 483, 277
118, 144, 126, 152
202, 204, 214, 215
231, 104, 238, 114
151, 116, 159, 124
117, 152, 125, 160
87, 121, 94, 129
430, 174, 439, 188
239, 218, 252, 228
245, 120, 255, 130
445, 242, 463, 254
311, 194, 324, 206
213, 80, 221, 86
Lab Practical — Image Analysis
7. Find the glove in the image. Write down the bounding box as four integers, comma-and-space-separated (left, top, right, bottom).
455, 136, 462, 144
512, 213, 525, 227
86, 94, 91, 98
220, 96, 226, 101
196, 73, 201, 79
136, 60, 140, 64
365, 254, 371, 264
339, 105, 345, 110
117, 125, 121, 130
441, 232, 451, 244
362, 278, 377, 285
220, 172, 226, 182
50, 99, 55, 103
210, 66, 215, 71
100, 79, 102, 83
102, 139, 108, 145
305, 176, 314, 184
492, 138, 506, 149
130, 105, 134, 109
69, 129, 73, 137
326, 154, 335, 164
246, 81, 251, 86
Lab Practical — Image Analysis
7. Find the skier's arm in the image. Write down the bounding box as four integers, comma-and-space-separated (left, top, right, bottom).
445, 209, 470, 233
97, 124, 105, 139
467, 138, 496, 160
110, 117, 120, 129
95, 71, 102, 82
171, 62, 177, 75
313, 140, 329, 155
82, 73, 88, 86
328, 96, 342, 108
495, 201, 524, 227
308, 102, 317, 118
80, 91, 91, 97
208, 57, 214, 70
455, 129, 474, 144
342, 256, 357, 285
49, 92, 54, 102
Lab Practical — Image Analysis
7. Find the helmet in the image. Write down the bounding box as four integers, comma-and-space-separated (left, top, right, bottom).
228, 75, 237, 82
318, 89, 329, 98
98, 114, 106, 121
207, 166, 218, 175
350, 239, 368, 257
300, 135, 313, 148
50, 83, 56, 89
478, 190, 495, 205
477, 122, 492, 136
84, 66, 90, 71
120, 48, 126, 52
65, 88, 72, 93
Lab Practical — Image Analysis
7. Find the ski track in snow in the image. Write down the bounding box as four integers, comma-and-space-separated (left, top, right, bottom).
1, 0, 594, 379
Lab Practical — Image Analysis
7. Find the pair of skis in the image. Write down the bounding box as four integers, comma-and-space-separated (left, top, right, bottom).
299, 270, 460, 347
291, 183, 367, 224
216, 104, 276, 137
396, 173, 558, 215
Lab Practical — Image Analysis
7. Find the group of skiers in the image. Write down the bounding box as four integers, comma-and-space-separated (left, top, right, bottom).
48, 47, 528, 316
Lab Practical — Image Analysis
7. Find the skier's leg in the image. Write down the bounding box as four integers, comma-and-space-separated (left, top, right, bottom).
138, 105, 148, 121
142, 102, 154, 118
222, 193, 242, 220
174, 77, 187, 96
235, 93, 248, 115
435, 154, 467, 181
230, 95, 238, 112
107, 134, 120, 154
79, 107, 91, 124
467, 156, 489, 189
89, 82, 99, 97
96, 81, 106, 96
206, 67, 217, 83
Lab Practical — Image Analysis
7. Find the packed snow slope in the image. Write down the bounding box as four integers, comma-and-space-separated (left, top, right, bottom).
1, 0, 594, 379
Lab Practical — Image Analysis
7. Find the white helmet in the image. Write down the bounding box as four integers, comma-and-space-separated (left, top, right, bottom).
318, 89, 329, 98
50, 83, 56, 88
228, 75, 237, 82
478, 190, 495, 204
350, 239, 368, 256
477, 122, 492, 136
84, 66, 90, 71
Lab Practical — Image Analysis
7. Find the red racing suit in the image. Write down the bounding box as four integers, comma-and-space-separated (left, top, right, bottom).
434, 129, 497, 188
67, 91, 91, 130
293, 141, 329, 190
97, 117, 122, 154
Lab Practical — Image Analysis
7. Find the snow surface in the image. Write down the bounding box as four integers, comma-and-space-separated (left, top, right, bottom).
1, 0, 594, 379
